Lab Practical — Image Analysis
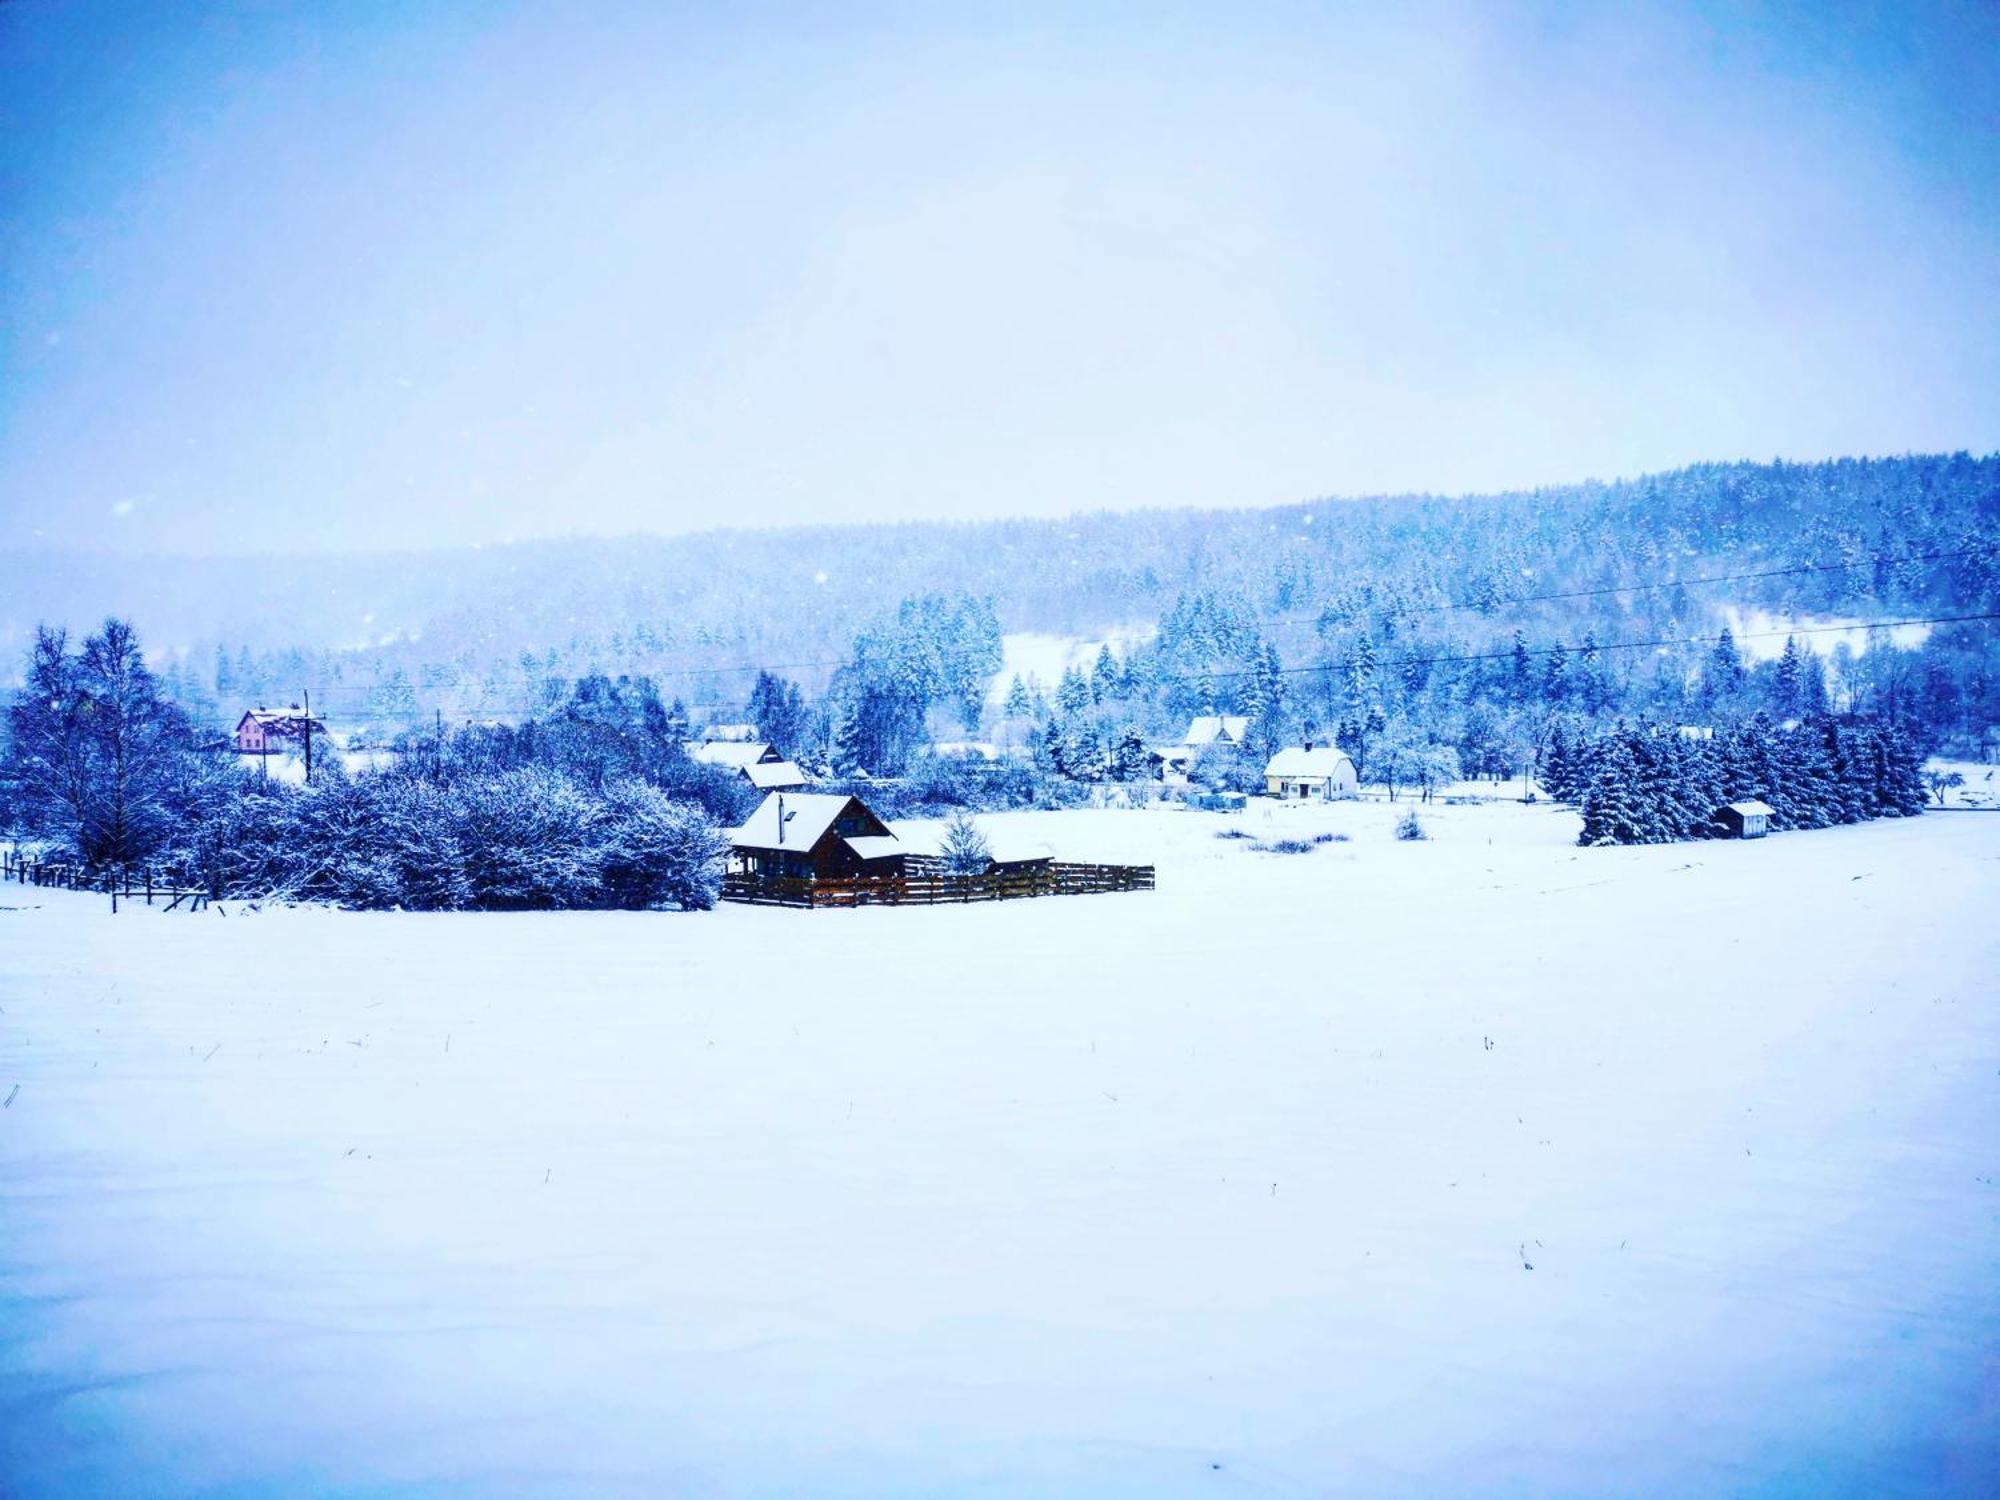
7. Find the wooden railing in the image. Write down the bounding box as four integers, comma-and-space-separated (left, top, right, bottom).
721, 861, 1155, 909
2, 850, 222, 912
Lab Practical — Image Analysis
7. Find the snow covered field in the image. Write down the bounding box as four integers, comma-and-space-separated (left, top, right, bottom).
3, 801, 1996, 1496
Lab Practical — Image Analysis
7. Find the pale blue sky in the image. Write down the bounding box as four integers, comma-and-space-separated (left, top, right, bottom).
1, 0, 1995, 554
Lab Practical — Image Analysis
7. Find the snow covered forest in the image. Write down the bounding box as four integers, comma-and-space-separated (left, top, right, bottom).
3, 454, 1994, 746
0, 455, 1991, 897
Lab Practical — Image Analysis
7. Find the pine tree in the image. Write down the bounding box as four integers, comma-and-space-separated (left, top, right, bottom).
1543, 641, 1571, 705
1578, 733, 1646, 846
1057, 665, 1092, 716
1092, 644, 1118, 704
1003, 674, 1032, 719
1772, 636, 1804, 718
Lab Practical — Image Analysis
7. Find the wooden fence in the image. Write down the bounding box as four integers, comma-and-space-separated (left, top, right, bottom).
721, 861, 1155, 909
2, 850, 222, 912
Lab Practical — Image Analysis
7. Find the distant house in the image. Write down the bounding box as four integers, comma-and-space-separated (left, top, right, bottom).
1184, 715, 1250, 748
234, 706, 326, 754
693, 739, 779, 768
702, 723, 759, 743
693, 739, 805, 790
1717, 800, 1775, 839
1263, 744, 1359, 801
729, 792, 907, 881
932, 741, 1001, 761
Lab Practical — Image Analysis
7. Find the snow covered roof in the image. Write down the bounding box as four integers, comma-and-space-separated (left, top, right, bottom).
1184, 715, 1250, 746
693, 740, 775, 768
932, 741, 999, 760
843, 835, 904, 863
1264, 746, 1354, 779
743, 759, 806, 790
1726, 800, 1775, 818
238, 707, 324, 731
731, 792, 857, 853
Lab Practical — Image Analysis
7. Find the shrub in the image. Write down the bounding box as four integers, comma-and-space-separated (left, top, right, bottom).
1395, 810, 1427, 841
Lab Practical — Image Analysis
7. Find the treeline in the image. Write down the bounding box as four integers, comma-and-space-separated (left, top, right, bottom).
1544, 715, 1928, 846
27, 453, 1990, 762
0, 622, 735, 910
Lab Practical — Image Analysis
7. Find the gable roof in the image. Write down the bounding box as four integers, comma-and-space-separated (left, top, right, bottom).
236, 707, 325, 735
732, 792, 884, 853
693, 740, 777, 768
1264, 746, 1354, 779
1726, 800, 1775, 818
744, 759, 807, 790
1184, 715, 1250, 746
732, 792, 850, 853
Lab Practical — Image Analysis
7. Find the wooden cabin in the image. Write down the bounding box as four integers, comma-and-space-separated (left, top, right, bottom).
1717, 800, 1775, 839
729, 792, 908, 882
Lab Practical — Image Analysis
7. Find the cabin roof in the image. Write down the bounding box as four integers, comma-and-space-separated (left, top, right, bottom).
1184, 715, 1250, 746
743, 759, 806, 789
1726, 800, 1776, 817
694, 740, 776, 768
731, 792, 863, 853
236, 707, 325, 732
1264, 746, 1354, 778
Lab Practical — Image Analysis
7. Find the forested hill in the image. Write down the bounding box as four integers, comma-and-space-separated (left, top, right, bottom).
2, 454, 1994, 680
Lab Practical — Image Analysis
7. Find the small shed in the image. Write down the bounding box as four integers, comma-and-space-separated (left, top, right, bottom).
1717, 800, 1775, 839
1263, 744, 1359, 801
729, 792, 907, 881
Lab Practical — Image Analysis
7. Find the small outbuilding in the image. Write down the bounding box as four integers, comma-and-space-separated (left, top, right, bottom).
694, 739, 807, 790
1717, 800, 1775, 839
1263, 744, 1359, 801
729, 792, 907, 881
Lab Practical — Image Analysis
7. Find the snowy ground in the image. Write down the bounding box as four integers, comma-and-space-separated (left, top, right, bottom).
2, 801, 1996, 1497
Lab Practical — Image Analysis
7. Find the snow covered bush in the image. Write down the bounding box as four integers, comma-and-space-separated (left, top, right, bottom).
1395, 810, 1427, 841
597, 779, 730, 910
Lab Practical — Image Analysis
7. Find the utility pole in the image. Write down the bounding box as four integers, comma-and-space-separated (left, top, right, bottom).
302, 688, 313, 784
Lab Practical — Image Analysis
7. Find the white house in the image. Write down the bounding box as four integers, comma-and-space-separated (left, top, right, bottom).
1263, 745, 1359, 800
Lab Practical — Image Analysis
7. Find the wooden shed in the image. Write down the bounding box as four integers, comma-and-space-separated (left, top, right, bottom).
1717, 800, 1775, 839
